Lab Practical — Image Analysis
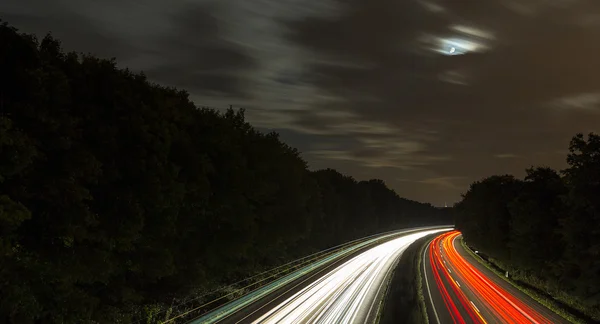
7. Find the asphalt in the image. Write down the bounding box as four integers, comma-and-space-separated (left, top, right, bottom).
423, 233, 570, 324
190, 226, 450, 324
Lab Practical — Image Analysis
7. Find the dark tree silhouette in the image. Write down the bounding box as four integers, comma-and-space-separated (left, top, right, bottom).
455, 133, 600, 321
508, 167, 566, 277
560, 133, 600, 304
455, 175, 522, 261
0, 21, 449, 323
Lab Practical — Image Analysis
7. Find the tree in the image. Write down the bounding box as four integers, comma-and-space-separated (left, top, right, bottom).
454, 133, 600, 319
560, 133, 600, 304
508, 167, 566, 277
455, 175, 522, 262
0, 21, 449, 323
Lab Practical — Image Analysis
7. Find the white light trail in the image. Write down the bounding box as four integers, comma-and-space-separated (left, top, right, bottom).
252, 229, 447, 324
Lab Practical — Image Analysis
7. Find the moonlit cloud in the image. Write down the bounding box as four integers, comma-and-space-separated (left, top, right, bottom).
441, 38, 480, 55
451, 25, 494, 40
551, 93, 600, 111
420, 1, 445, 13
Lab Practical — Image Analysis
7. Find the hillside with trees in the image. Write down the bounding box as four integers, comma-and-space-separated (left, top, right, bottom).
0, 21, 449, 323
455, 133, 600, 321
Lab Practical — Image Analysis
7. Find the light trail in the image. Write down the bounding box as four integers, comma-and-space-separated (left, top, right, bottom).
249, 229, 448, 324
428, 231, 556, 324
192, 226, 452, 324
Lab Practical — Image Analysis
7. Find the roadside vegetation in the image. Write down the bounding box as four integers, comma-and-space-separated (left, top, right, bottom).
460, 238, 589, 324
454, 133, 600, 322
379, 234, 439, 324
0, 21, 450, 323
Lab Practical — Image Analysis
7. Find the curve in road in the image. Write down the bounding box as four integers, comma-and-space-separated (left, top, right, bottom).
193, 226, 451, 324
423, 230, 569, 324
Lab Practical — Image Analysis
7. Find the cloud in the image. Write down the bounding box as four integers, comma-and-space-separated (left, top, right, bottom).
417, 176, 467, 190
141, 3, 258, 98
281, 0, 600, 201
4, 0, 600, 204
550, 92, 600, 111
0, 0, 258, 98
0, 6, 136, 61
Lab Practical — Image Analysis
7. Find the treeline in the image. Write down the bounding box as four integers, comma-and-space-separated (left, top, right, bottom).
455, 133, 600, 320
0, 22, 448, 323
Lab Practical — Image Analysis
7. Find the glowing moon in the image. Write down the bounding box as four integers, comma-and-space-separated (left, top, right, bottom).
449, 47, 456, 54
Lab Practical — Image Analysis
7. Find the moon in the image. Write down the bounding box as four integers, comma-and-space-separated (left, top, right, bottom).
449, 47, 456, 54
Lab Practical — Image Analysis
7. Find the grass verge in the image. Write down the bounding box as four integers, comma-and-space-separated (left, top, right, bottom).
459, 238, 592, 324
416, 239, 430, 324
379, 234, 439, 324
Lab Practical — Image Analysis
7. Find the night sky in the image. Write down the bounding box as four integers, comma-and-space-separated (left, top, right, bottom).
3, 0, 600, 205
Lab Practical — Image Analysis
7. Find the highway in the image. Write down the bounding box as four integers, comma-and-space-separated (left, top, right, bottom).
190, 226, 451, 324
423, 231, 569, 324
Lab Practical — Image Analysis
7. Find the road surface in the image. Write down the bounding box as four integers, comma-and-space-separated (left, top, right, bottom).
423, 231, 569, 324
190, 226, 451, 323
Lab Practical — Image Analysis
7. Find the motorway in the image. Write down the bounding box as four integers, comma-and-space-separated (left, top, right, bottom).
423, 231, 569, 324
190, 226, 451, 324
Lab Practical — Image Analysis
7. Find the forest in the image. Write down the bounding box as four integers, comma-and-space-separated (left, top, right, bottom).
455, 133, 600, 321
0, 22, 449, 323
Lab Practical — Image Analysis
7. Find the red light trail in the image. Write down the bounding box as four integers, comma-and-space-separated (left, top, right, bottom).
427, 231, 555, 324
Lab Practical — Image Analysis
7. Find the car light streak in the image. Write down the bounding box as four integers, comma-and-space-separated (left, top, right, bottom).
429, 231, 556, 324
429, 235, 481, 324
192, 229, 422, 324
251, 229, 448, 324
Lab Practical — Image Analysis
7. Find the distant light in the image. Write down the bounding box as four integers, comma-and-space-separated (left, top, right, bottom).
449, 47, 455, 54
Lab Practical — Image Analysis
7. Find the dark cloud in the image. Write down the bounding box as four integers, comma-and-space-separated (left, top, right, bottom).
142, 3, 257, 98
0, 0, 257, 98
3, 0, 600, 203
282, 0, 600, 202
0, 12, 136, 61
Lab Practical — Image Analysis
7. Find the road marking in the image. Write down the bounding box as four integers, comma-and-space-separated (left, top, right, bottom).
455, 280, 460, 287
470, 301, 480, 313
423, 241, 441, 324
450, 235, 538, 324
